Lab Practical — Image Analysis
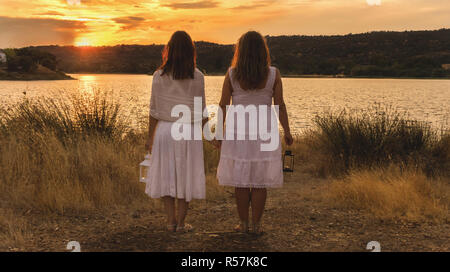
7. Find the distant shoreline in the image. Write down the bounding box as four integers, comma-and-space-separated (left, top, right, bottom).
0, 74, 75, 81
0, 67, 75, 81
63, 72, 450, 80
205, 72, 450, 79
282, 75, 450, 80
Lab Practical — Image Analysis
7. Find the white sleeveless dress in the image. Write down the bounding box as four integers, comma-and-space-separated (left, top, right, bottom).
144, 69, 206, 202
217, 66, 283, 188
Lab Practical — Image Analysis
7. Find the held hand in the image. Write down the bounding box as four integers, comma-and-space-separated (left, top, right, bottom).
284, 133, 294, 146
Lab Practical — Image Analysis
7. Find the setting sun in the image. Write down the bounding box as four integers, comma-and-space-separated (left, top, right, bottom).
0, 0, 449, 48
74, 38, 92, 47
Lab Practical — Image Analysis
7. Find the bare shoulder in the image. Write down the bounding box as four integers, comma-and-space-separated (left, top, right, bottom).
272, 67, 282, 89
152, 69, 162, 77
273, 67, 281, 79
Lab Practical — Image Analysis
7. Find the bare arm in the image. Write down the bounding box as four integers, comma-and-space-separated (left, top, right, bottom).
219, 71, 233, 129
201, 74, 209, 134
273, 68, 293, 146
213, 71, 233, 147
146, 114, 159, 153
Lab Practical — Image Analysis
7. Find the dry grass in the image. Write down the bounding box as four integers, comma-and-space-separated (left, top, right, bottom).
309, 106, 450, 177
1, 93, 449, 250
326, 167, 450, 222
0, 93, 229, 249
0, 131, 152, 213
0, 92, 152, 214
0, 209, 33, 251
286, 132, 332, 177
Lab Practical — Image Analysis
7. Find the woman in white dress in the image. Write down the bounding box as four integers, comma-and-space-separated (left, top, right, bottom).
216, 31, 293, 234
144, 31, 207, 232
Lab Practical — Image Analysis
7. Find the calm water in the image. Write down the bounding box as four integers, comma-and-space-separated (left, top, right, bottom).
1, 74, 449, 133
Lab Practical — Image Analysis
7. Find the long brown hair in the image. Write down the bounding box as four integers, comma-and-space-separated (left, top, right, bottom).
159, 31, 196, 80
231, 31, 271, 90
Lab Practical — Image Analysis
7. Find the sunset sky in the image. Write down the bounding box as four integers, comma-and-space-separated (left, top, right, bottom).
0, 0, 449, 48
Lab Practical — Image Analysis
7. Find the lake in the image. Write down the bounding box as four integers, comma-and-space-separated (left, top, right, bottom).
1, 74, 449, 133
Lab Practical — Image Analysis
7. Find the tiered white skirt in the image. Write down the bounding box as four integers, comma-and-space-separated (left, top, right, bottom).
144, 121, 206, 202
217, 135, 283, 188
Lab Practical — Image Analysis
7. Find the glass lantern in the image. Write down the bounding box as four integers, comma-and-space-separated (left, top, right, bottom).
139, 153, 151, 183
283, 150, 294, 172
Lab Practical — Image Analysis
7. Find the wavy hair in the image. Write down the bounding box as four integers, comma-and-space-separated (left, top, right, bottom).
159, 31, 196, 80
231, 31, 271, 90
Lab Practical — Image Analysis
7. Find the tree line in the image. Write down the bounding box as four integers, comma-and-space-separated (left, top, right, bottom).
9, 29, 450, 78
3, 48, 58, 73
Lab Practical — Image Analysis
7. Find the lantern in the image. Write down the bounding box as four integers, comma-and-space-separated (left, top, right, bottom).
139, 153, 151, 183
283, 150, 294, 172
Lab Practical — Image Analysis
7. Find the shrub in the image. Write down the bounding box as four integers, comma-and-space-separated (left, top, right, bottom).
0, 92, 144, 213
309, 105, 448, 176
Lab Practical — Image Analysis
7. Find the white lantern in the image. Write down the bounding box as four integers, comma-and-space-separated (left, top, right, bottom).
139, 153, 151, 183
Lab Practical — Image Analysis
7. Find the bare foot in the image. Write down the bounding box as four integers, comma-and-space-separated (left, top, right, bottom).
234, 221, 249, 233
176, 223, 194, 233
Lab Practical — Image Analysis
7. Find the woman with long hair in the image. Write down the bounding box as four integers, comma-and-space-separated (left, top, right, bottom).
144, 31, 207, 232
216, 31, 293, 234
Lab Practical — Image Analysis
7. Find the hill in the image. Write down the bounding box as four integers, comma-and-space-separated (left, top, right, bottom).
0, 65, 73, 80
28, 29, 450, 78
0, 48, 73, 80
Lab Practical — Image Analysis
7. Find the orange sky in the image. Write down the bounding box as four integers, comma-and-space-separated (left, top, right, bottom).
0, 0, 449, 48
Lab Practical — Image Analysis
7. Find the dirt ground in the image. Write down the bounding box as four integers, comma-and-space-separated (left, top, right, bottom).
4, 171, 449, 252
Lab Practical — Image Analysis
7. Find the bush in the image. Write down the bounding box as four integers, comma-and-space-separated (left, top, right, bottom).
0, 91, 144, 213
309, 105, 448, 176
0, 91, 127, 143
0, 91, 225, 214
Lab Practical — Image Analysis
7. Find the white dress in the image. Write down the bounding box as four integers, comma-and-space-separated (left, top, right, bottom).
217, 66, 283, 188
144, 69, 206, 202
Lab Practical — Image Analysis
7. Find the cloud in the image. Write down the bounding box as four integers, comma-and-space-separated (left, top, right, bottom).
66, 0, 81, 6
0, 16, 88, 48
366, 0, 382, 6
62, 0, 141, 7
162, 1, 220, 10
33, 11, 66, 16
230, 0, 276, 10
1, 0, 450, 47
113, 16, 146, 30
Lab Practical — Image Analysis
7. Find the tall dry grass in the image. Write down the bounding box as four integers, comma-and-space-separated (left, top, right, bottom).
0, 92, 148, 213
0, 92, 448, 249
326, 167, 450, 222
292, 106, 450, 221
3, 94, 447, 215
0, 91, 226, 215
0, 92, 229, 250
0, 209, 33, 250
298, 105, 450, 177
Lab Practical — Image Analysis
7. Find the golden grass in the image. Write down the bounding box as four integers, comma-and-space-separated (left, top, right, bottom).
0, 126, 227, 250
1, 95, 449, 250
0, 131, 151, 214
326, 167, 450, 222
0, 209, 33, 251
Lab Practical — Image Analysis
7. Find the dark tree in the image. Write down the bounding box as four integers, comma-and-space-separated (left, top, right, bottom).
25, 29, 450, 78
